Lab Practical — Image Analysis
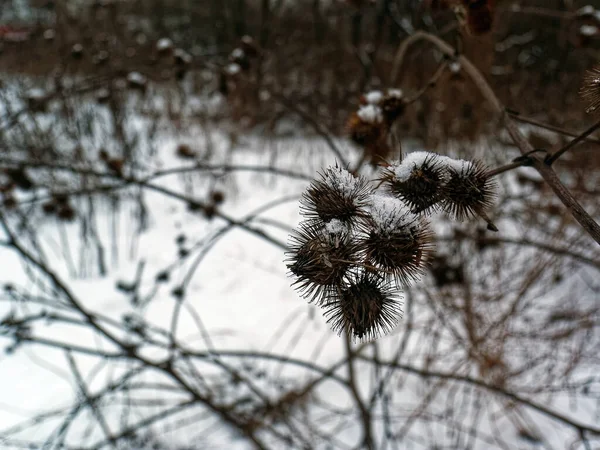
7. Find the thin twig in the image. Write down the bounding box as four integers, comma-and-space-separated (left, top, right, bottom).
508, 111, 600, 146
545, 119, 600, 165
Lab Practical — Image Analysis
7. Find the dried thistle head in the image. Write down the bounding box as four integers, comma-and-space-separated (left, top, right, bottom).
57, 203, 76, 222
381, 89, 405, 123
580, 64, 600, 114
300, 165, 372, 227
346, 104, 386, 148
286, 221, 360, 305
380, 151, 448, 214
359, 90, 384, 106
5, 168, 33, 191
441, 158, 496, 221
363, 195, 434, 286
323, 271, 400, 341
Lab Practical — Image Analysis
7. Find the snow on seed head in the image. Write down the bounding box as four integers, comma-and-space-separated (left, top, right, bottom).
225, 63, 241, 75
231, 48, 245, 59
364, 90, 384, 105
576, 5, 595, 16
300, 165, 372, 226
325, 219, 345, 235
363, 193, 434, 285
393, 151, 436, 182
368, 194, 417, 234
357, 104, 383, 124
440, 157, 473, 175
579, 25, 599, 37
380, 151, 448, 214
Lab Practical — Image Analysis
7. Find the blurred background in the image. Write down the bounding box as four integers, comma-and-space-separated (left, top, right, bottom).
0, 0, 599, 449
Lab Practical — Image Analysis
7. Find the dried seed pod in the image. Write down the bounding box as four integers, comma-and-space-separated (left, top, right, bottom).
230, 48, 250, 71
156, 38, 174, 54
380, 151, 448, 214
300, 165, 372, 228
381, 89, 405, 123
5, 168, 33, 190
363, 195, 434, 286
441, 158, 497, 223
127, 72, 147, 91
57, 203, 76, 221
107, 158, 124, 175
580, 64, 600, 114
211, 191, 225, 205
42, 201, 56, 215
71, 43, 84, 58
2, 194, 17, 210
286, 221, 360, 305
202, 204, 217, 220
323, 271, 400, 341
176, 143, 196, 159
240, 35, 259, 58
429, 254, 465, 287
346, 104, 386, 148
360, 90, 384, 106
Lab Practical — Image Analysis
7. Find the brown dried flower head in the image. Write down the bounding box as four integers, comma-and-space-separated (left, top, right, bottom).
57, 203, 76, 222
441, 158, 496, 222
358, 90, 405, 124
346, 104, 386, 148
380, 151, 448, 214
381, 89, 405, 123
363, 195, 434, 286
580, 64, 600, 114
2, 194, 17, 210
323, 271, 400, 341
286, 221, 360, 305
176, 143, 196, 159
300, 165, 372, 228
5, 168, 33, 191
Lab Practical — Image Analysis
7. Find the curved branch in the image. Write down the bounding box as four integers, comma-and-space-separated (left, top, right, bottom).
391, 31, 600, 245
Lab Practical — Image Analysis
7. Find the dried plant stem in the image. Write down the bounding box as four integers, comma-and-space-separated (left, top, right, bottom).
405, 62, 448, 105
545, 119, 600, 165
344, 333, 374, 450
508, 112, 600, 146
477, 210, 498, 232
392, 31, 600, 245
487, 160, 529, 177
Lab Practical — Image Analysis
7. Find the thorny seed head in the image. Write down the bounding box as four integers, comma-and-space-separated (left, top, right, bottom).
300, 165, 372, 228
346, 105, 386, 147
286, 221, 360, 305
323, 271, 401, 341
358, 90, 405, 124
580, 64, 600, 114
380, 151, 449, 214
441, 158, 496, 221
363, 195, 434, 286
381, 89, 405, 123
360, 90, 384, 106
